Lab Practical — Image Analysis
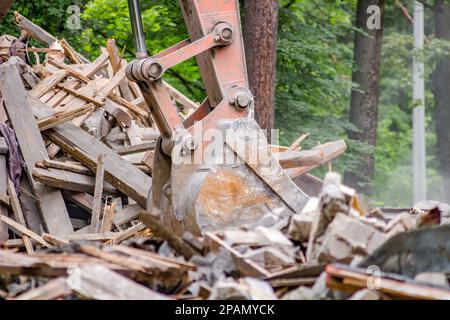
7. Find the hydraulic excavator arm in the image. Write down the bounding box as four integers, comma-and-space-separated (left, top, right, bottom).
127, 0, 309, 236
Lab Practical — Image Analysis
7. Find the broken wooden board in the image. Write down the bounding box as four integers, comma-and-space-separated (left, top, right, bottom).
278, 140, 347, 169
91, 154, 105, 233
0, 250, 126, 277
140, 212, 197, 260
14, 12, 57, 46
0, 138, 8, 243
112, 204, 142, 227
326, 263, 450, 300
68, 265, 171, 300
32, 167, 117, 194
7, 179, 34, 254
18, 175, 44, 234
12, 277, 71, 300
0, 62, 73, 235
28, 96, 152, 209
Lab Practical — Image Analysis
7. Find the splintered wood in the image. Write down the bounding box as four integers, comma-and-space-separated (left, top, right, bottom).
0, 12, 391, 302
0, 13, 163, 253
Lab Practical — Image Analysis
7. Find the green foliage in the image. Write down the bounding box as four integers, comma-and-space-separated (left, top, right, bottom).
276, 0, 366, 176
78, 0, 203, 100
0, 0, 76, 37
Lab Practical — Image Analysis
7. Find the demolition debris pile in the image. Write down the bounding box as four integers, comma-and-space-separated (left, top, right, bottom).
0, 13, 450, 300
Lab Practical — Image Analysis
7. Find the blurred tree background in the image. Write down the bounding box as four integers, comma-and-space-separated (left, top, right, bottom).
0, 0, 447, 207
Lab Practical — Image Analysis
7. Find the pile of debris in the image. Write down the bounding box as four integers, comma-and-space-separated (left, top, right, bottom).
0, 13, 450, 300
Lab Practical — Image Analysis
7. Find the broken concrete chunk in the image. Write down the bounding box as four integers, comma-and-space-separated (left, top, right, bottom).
315, 172, 349, 238
349, 289, 381, 300
209, 278, 251, 300
282, 286, 317, 300
288, 198, 318, 242
209, 277, 277, 300
384, 213, 416, 238
255, 226, 293, 247
315, 213, 387, 263
223, 228, 264, 246
243, 246, 296, 273
240, 277, 278, 300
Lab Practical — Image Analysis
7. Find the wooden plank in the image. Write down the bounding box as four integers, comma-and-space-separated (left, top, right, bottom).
112, 204, 142, 226
105, 222, 146, 245
0, 63, 73, 235
0, 215, 52, 248
0, 250, 126, 277
63, 191, 94, 212
14, 12, 57, 46
29, 96, 152, 209
112, 245, 196, 270
91, 154, 105, 233
29, 70, 67, 99
42, 233, 70, 246
115, 142, 155, 155
47, 59, 90, 83
55, 84, 104, 106
106, 39, 133, 101
109, 93, 149, 118
100, 202, 116, 233
36, 159, 92, 175
76, 203, 142, 235
68, 265, 170, 300
0, 148, 8, 243
12, 277, 71, 300
18, 175, 44, 234
14, 12, 89, 63
0, 98, 7, 123
103, 99, 132, 128
95, 66, 127, 101
326, 264, 450, 300
61, 39, 83, 64
278, 140, 347, 169
142, 150, 154, 171
37, 103, 95, 131
32, 167, 116, 194
59, 232, 120, 241
7, 179, 34, 255
139, 212, 197, 260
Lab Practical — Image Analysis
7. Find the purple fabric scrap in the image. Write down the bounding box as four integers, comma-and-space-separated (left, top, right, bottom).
0, 122, 23, 191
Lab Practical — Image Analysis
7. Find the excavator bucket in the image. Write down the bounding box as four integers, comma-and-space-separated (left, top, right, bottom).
126, 0, 334, 236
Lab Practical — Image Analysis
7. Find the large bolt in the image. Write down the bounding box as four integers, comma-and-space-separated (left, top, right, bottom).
126, 58, 163, 82
213, 22, 234, 45
220, 27, 233, 41
236, 93, 252, 109
183, 136, 198, 152
147, 61, 163, 80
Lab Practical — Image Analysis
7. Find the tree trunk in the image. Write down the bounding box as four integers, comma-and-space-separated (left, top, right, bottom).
0, 0, 14, 22
432, 0, 450, 203
243, 0, 278, 142
344, 0, 385, 194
